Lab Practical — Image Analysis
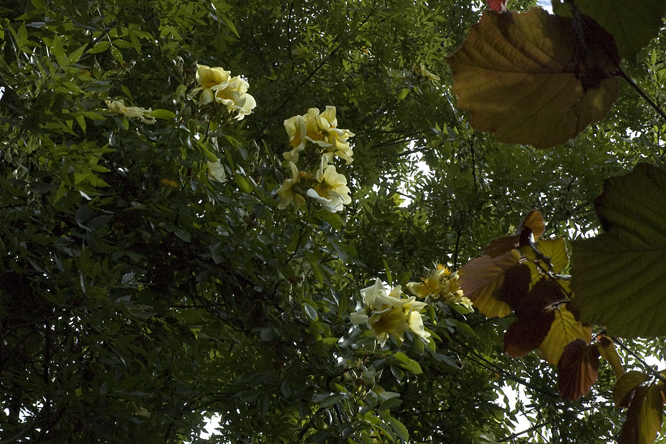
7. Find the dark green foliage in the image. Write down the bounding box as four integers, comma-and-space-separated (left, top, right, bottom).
0, 0, 664, 443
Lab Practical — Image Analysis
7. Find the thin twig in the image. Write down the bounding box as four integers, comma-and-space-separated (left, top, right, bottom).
452, 230, 461, 269
612, 336, 666, 383
498, 420, 551, 442
617, 66, 666, 123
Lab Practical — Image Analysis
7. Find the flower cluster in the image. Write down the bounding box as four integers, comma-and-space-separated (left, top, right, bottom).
283, 106, 354, 164
406, 264, 472, 310
190, 64, 256, 120
277, 106, 354, 213
350, 279, 430, 346
105, 100, 156, 124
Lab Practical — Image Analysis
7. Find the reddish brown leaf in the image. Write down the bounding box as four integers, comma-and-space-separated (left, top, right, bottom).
484, 210, 545, 258
504, 309, 555, 358
496, 263, 532, 313
484, 234, 521, 258
557, 339, 600, 401
524, 279, 567, 312
458, 250, 521, 318
487, 0, 506, 12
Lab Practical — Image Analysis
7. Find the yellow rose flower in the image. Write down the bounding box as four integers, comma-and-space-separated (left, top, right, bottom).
215, 76, 257, 120
283, 115, 308, 163
283, 108, 327, 163
283, 106, 354, 164
276, 162, 306, 211
350, 279, 430, 346
105, 100, 156, 124
306, 159, 351, 213
317, 106, 354, 164
190, 65, 256, 120
406, 264, 472, 310
191, 64, 231, 105
207, 160, 226, 183
406, 265, 451, 298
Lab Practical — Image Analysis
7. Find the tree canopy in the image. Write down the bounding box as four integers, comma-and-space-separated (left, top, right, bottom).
1, 0, 666, 443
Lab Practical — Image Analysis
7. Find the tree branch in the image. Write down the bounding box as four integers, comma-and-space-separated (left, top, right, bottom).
617, 66, 666, 124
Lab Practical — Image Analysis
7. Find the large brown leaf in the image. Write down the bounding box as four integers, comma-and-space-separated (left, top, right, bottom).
458, 250, 520, 318
557, 338, 600, 401
504, 308, 555, 358
446, 8, 619, 148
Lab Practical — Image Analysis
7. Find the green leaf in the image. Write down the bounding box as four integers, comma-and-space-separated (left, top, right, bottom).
618, 383, 664, 444
389, 417, 409, 442
445, 8, 619, 148
614, 371, 650, 408
303, 303, 318, 321
572, 0, 666, 61
538, 304, 591, 365
392, 352, 422, 375
319, 211, 341, 230
535, 238, 569, 274
88, 40, 110, 54
52, 35, 66, 66
65, 44, 86, 66
572, 164, 666, 338
234, 174, 253, 193
76, 115, 86, 133
314, 393, 344, 408
149, 109, 176, 119
383, 258, 392, 285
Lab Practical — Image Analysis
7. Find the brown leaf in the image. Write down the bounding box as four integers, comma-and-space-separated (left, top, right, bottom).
484, 210, 545, 258
557, 339, 600, 401
504, 309, 555, 358
446, 8, 619, 148
458, 250, 520, 318
519, 278, 567, 315
496, 263, 532, 313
